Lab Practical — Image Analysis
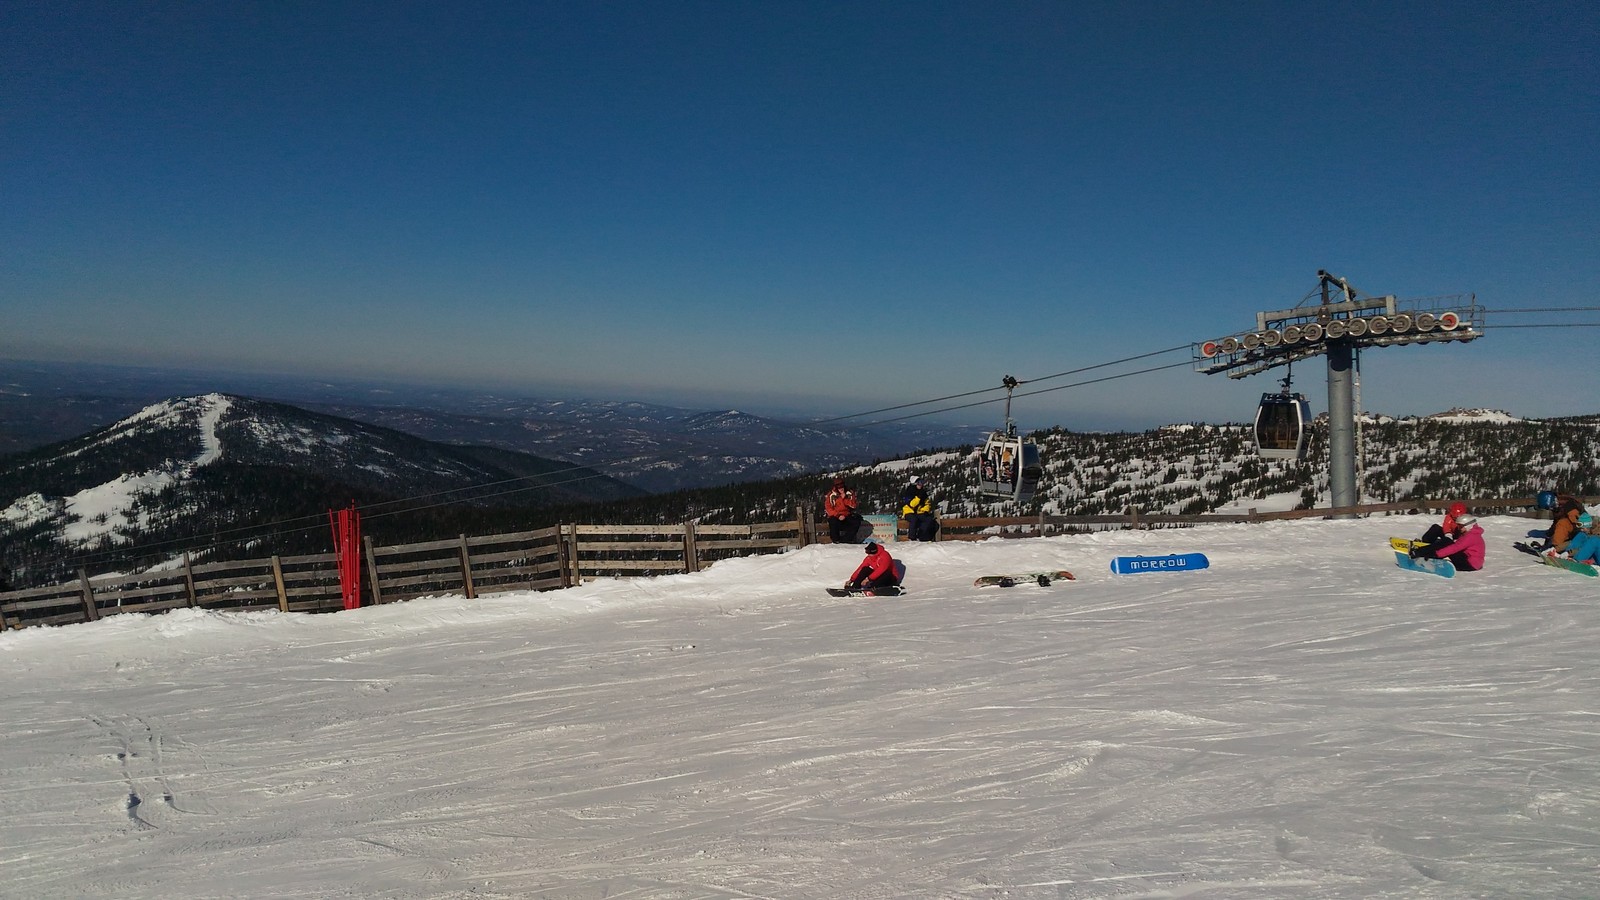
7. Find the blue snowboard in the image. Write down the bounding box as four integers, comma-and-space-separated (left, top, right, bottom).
1109, 552, 1210, 575
1394, 549, 1455, 578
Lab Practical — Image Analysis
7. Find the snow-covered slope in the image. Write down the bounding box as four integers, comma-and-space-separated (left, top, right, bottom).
2, 516, 1595, 898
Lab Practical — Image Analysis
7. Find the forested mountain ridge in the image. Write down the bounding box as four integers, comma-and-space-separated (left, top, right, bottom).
504, 408, 1600, 534
841, 408, 1600, 519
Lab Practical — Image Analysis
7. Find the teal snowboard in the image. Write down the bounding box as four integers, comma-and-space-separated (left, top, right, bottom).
1513, 541, 1598, 577
1394, 549, 1455, 578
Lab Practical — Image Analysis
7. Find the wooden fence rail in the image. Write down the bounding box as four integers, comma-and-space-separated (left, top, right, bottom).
0, 498, 1560, 631
1, 515, 809, 630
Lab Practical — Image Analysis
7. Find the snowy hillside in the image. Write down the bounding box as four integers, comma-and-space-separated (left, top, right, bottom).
837, 414, 1600, 520
2, 517, 1596, 898
0, 394, 642, 585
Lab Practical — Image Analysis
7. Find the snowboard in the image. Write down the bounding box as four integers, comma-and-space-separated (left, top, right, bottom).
1513, 541, 1598, 577
973, 570, 1076, 588
1389, 536, 1426, 553
826, 585, 904, 597
1394, 549, 1455, 578
1109, 553, 1209, 575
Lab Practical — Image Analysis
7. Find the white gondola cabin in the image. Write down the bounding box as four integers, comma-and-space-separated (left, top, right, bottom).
977, 375, 1043, 503
1253, 392, 1312, 461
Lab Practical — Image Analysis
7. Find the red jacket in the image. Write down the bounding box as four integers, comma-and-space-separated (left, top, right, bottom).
849, 550, 894, 585
825, 486, 857, 519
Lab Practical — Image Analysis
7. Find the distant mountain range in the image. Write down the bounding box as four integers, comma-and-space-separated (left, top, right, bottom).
0, 358, 980, 491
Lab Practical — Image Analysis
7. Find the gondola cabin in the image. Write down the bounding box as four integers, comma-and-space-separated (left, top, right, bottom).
979, 432, 1043, 503
1253, 392, 1311, 461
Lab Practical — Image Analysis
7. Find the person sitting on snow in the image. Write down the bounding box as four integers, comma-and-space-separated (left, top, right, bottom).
1534, 494, 1586, 552
1414, 501, 1469, 556
844, 542, 903, 593
1557, 514, 1600, 563
1410, 513, 1485, 571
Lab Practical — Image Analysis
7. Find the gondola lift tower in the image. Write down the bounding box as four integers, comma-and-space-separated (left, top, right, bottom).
1195, 271, 1483, 515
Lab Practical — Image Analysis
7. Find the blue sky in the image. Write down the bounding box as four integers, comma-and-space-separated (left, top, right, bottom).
3, 1, 1596, 429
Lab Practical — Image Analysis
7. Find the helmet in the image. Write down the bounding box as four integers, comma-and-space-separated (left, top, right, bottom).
1447, 502, 1467, 518
833, 477, 845, 486
1455, 514, 1478, 529
864, 542, 880, 554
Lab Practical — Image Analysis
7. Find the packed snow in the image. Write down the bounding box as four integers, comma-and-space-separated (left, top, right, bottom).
2, 516, 1598, 898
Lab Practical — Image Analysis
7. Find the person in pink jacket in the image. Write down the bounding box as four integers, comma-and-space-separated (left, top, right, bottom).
1409, 513, 1485, 571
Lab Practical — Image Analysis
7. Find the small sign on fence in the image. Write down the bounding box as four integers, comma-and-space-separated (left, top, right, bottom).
858, 514, 901, 543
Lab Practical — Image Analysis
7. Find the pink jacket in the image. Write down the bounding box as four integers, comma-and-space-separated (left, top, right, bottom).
1433, 523, 1486, 570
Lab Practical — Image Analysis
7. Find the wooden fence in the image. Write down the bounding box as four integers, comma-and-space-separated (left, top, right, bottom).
1, 516, 806, 630
0, 497, 1558, 631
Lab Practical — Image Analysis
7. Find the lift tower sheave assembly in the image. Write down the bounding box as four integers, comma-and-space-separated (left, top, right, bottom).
1195, 271, 1484, 515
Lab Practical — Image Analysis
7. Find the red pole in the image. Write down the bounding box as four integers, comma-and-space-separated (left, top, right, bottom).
329, 501, 362, 610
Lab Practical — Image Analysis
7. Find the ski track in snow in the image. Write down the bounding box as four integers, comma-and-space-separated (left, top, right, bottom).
1, 516, 1599, 897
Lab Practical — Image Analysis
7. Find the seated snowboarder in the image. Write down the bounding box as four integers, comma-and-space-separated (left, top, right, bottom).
1556, 514, 1600, 562
1410, 513, 1485, 571
844, 542, 903, 593
1414, 501, 1469, 555
1533, 494, 1585, 552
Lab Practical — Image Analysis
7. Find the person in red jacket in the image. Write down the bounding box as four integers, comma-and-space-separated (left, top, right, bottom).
1410, 513, 1485, 571
824, 477, 861, 544
845, 542, 902, 592
1414, 501, 1469, 555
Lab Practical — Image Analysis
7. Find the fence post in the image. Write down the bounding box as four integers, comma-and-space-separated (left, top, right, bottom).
182, 552, 198, 607
683, 520, 700, 573
78, 568, 99, 623
363, 535, 385, 605
563, 524, 582, 587
270, 556, 289, 612
1127, 505, 1141, 530
458, 534, 477, 599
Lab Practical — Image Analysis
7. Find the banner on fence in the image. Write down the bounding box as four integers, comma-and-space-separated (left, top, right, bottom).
859, 514, 901, 543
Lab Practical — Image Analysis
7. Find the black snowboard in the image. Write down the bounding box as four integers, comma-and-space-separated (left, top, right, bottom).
826, 586, 903, 597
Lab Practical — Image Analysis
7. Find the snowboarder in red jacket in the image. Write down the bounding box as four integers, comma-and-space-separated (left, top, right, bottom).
845, 542, 902, 592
